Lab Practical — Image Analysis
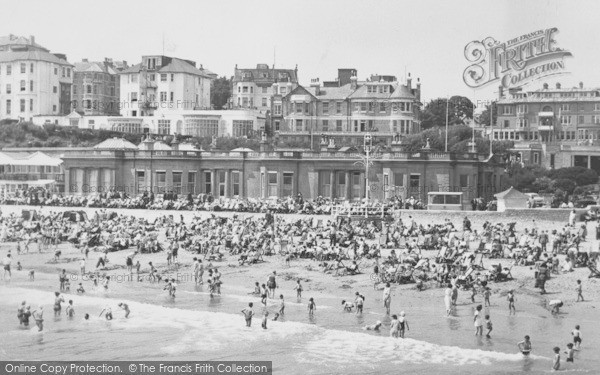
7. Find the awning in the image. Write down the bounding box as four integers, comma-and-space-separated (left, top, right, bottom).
0, 179, 56, 186
538, 112, 554, 117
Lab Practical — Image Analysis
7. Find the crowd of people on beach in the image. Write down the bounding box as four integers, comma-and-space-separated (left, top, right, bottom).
3, 196, 599, 371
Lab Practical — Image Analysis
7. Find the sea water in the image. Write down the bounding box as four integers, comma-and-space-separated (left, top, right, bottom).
1, 273, 598, 375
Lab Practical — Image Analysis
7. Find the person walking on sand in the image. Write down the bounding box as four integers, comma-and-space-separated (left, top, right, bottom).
576, 280, 584, 302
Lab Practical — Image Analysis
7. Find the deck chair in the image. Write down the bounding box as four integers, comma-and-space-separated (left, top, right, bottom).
588, 264, 600, 278
497, 263, 515, 281
472, 253, 485, 270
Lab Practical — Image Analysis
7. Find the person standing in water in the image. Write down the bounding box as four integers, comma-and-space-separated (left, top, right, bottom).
552, 347, 561, 371
17, 301, 26, 325
390, 314, 400, 338
267, 271, 277, 299
66, 300, 75, 318
308, 297, 316, 315
398, 311, 409, 338
517, 335, 532, 356
383, 283, 391, 315
32, 306, 44, 332
118, 303, 130, 318
473, 305, 483, 336
54, 292, 65, 317
507, 290, 516, 315
278, 294, 285, 315
242, 303, 254, 327
444, 283, 452, 316
294, 279, 303, 299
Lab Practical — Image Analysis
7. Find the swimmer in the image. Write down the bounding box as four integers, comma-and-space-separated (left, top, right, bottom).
354, 292, 364, 315
507, 290, 516, 315
66, 300, 75, 318
341, 300, 354, 312
517, 335, 532, 356
102, 276, 110, 290
364, 321, 382, 331
99, 307, 113, 320
32, 306, 44, 332
21, 306, 31, 327
483, 287, 491, 307
118, 303, 130, 318
242, 302, 254, 327
260, 284, 268, 306
383, 282, 391, 315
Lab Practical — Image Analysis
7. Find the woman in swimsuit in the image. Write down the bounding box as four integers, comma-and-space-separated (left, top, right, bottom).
54, 292, 64, 317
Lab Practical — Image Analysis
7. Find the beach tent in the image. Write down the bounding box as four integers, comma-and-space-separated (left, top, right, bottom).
62, 210, 88, 222
494, 187, 528, 212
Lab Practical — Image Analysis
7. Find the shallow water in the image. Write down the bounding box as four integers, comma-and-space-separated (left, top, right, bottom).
1, 271, 598, 375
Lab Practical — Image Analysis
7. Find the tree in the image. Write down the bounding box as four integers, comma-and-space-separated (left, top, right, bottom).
547, 167, 598, 186
420, 96, 474, 129
210, 76, 232, 110
478, 101, 498, 127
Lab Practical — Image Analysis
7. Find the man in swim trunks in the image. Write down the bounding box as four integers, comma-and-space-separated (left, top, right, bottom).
517, 335, 532, 356
54, 292, 65, 317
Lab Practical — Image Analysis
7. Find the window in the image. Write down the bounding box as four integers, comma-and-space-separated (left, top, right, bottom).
392, 120, 398, 133
67, 68, 70, 77
170, 92, 174, 102
295, 103, 302, 113
280, 87, 287, 95
156, 172, 166, 193
274, 120, 280, 131
360, 102, 367, 112
579, 116, 584, 124
53, 105, 57, 112
394, 173, 403, 188
533, 153, 539, 164
6, 100, 10, 115
409, 174, 420, 192
322, 120, 329, 132
322, 102, 329, 115
20, 80, 25, 91
242, 86, 248, 93
502, 105, 513, 115
232, 120, 253, 137
231, 171, 240, 196
262, 97, 267, 107
336, 120, 343, 131
30, 63, 33, 73
282, 172, 293, 197
160, 74, 167, 82
20, 63, 26, 73
595, 103, 600, 111
517, 118, 527, 128
503, 120, 510, 128
160, 92, 167, 102
171, 74, 174, 82
560, 116, 572, 125
184, 118, 219, 137
267, 172, 278, 197
158, 119, 171, 135
517, 104, 528, 114
29, 99, 33, 111
172, 172, 182, 194
53, 86, 57, 94
336, 102, 342, 114
186, 172, 196, 194
380, 102, 386, 113
6, 84, 11, 94
593, 115, 600, 124
560, 104, 571, 112
262, 86, 268, 94
204, 171, 212, 194
136, 171, 145, 193
295, 119, 303, 131
20, 99, 25, 112
273, 104, 282, 115
29, 80, 33, 92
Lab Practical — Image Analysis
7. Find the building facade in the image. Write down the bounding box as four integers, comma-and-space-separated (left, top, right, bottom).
497, 82, 600, 174
231, 64, 299, 113
0, 34, 73, 121
4, 140, 504, 205
72, 58, 128, 115
119, 55, 214, 117
278, 70, 422, 148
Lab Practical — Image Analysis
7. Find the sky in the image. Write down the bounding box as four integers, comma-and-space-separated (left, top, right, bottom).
3, 0, 600, 105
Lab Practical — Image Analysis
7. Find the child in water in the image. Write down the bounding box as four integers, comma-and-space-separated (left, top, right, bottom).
364, 321, 382, 331
278, 294, 285, 315
483, 287, 491, 307
66, 300, 75, 318
485, 314, 493, 338
398, 311, 409, 338
552, 347, 560, 371
341, 300, 354, 312
241, 303, 254, 327
308, 297, 316, 315
507, 290, 516, 315
564, 343, 574, 364
517, 335, 532, 356
571, 325, 582, 350
272, 313, 280, 321
294, 280, 303, 299
261, 311, 269, 329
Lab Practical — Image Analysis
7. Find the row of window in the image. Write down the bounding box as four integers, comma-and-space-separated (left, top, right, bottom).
501, 103, 600, 115
0, 63, 71, 78
1, 165, 60, 174
504, 115, 600, 128
74, 84, 116, 97
112, 122, 142, 134
493, 130, 582, 141
136, 170, 196, 195
3, 98, 38, 114
185, 118, 219, 137
289, 119, 414, 133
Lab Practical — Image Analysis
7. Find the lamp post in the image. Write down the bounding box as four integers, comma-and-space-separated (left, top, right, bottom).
364, 133, 372, 206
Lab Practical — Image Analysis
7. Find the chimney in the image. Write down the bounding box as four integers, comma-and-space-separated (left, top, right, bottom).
82, 58, 88, 63
171, 135, 179, 151
543, 83, 549, 89
416, 78, 421, 101
30, 35, 35, 45
556, 82, 561, 89
310, 78, 320, 96
407, 73, 412, 90
350, 75, 358, 90
498, 86, 504, 99
579, 82, 584, 89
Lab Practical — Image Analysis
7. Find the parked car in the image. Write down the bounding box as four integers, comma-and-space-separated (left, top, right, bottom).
575, 199, 597, 208
524, 193, 545, 207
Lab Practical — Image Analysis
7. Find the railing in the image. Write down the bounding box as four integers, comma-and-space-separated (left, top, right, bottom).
0, 173, 63, 182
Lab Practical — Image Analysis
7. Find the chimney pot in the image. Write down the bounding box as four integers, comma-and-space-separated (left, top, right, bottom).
556, 82, 561, 89
543, 83, 549, 89
579, 81, 583, 89
30, 35, 35, 45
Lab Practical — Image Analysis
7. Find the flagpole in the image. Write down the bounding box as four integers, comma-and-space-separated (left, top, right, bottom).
489, 100, 493, 157
445, 95, 449, 152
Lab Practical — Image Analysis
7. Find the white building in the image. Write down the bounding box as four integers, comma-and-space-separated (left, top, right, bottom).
0, 35, 73, 121
0, 151, 63, 194
119, 55, 214, 117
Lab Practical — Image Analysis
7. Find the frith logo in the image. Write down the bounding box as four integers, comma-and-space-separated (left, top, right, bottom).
463, 28, 572, 89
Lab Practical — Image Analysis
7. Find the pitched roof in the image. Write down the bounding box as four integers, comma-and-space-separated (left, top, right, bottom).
234, 66, 298, 84
0, 50, 71, 66
0, 35, 48, 52
73, 61, 118, 75
349, 82, 416, 100
0, 151, 62, 166
94, 137, 138, 150
311, 83, 355, 100
119, 58, 213, 78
